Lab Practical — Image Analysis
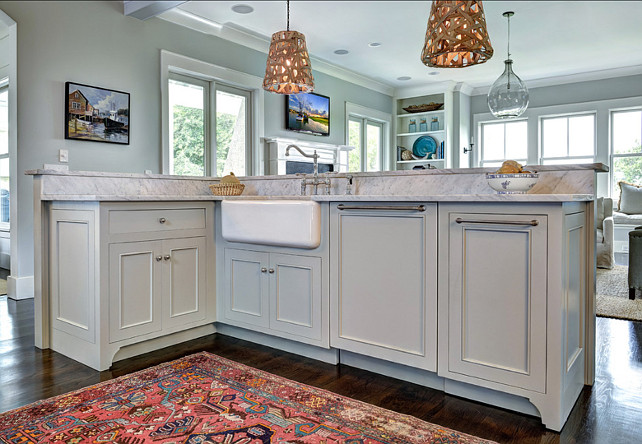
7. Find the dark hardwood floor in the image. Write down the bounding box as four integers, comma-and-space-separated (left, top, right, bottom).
1, 296, 641, 443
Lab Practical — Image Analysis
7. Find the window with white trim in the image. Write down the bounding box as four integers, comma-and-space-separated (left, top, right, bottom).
345, 102, 390, 173
168, 73, 251, 177
347, 117, 383, 172
0, 82, 9, 229
540, 113, 595, 165
611, 109, 642, 200
479, 120, 527, 167
162, 51, 263, 176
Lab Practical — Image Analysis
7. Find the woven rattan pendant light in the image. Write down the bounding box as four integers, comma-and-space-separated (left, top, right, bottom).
487, 11, 529, 118
263, 0, 314, 94
421, 1, 493, 68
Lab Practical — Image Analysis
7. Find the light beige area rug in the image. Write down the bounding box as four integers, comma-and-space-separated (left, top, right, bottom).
596, 265, 642, 322
0, 278, 6, 296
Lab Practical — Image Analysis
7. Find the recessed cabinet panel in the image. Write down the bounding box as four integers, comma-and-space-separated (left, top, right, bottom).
447, 213, 547, 393
109, 241, 162, 342
330, 203, 438, 371
269, 254, 321, 340
462, 228, 530, 373
565, 213, 585, 372
338, 214, 425, 353
164, 237, 207, 328
224, 248, 269, 327
50, 210, 95, 343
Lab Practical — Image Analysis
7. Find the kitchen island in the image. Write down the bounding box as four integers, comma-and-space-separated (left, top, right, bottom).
28, 164, 605, 431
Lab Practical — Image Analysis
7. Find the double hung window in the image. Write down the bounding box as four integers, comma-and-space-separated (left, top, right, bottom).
611, 109, 642, 199
168, 74, 251, 177
479, 120, 527, 167
540, 114, 595, 165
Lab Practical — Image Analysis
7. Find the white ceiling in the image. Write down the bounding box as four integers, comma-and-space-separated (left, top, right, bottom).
162, 1, 642, 93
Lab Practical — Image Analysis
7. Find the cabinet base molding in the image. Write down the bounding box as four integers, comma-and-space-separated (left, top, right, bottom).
339, 350, 444, 391
444, 379, 540, 417
113, 324, 217, 364
215, 323, 339, 365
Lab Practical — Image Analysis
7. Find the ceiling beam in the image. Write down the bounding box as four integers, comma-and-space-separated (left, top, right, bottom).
123, 1, 186, 20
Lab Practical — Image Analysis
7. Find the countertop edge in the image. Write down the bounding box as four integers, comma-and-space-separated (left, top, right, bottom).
38, 194, 594, 203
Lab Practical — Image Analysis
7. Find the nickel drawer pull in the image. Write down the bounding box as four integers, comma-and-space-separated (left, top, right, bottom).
337, 204, 426, 212
455, 217, 539, 226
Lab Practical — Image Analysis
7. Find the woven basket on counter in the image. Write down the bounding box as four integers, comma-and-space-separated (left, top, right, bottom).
209, 183, 245, 196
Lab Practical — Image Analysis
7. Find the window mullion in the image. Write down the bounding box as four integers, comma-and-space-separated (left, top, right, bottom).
361, 117, 367, 172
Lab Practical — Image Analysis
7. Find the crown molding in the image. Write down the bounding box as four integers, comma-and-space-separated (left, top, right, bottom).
394, 81, 457, 99
471, 64, 642, 96
124, 1, 186, 20
158, 8, 394, 96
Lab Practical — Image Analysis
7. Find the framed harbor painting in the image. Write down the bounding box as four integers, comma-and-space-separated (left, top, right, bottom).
65, 82, 130, 145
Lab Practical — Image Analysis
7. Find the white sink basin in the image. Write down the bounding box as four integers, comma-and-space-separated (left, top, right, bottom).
221, 200, 321, 249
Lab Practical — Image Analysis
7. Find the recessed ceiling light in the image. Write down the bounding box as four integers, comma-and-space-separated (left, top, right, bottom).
334, 49, 349, 55
231, 4, 254, 14
428, 71, 440, 76
368, 42, 382, 48
397, 76, 411, 81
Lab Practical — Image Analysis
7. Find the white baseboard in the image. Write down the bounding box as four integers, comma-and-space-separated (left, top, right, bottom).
7, 275, 34, 300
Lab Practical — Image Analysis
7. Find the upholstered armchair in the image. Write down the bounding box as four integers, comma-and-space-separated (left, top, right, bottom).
597, 197, 614, 269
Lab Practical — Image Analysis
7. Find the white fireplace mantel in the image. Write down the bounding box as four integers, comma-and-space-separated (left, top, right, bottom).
263, 137, 354, 175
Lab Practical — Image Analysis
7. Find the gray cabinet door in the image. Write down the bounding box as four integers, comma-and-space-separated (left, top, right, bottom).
330, 203, 438, 371
50, 209, 96, 343
109, 240, 163, 342
224, 248, 270, 328
163, 236, 207, 328
446, 212, 547, 392
269, 253, 322, 340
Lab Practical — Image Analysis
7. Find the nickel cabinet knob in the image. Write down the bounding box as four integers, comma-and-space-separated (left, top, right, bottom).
159, 217, 166, 224
261, 267, 267, 273
155, 255, 162, 262
268, 268, 275, 274
163, 255, 171, 261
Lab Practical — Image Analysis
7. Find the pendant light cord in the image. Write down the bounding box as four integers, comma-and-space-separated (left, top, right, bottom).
507, 13, 511, 59
287, 0, 290, 31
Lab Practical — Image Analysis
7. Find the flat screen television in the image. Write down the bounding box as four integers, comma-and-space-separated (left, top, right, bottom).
285, 92, 330, 136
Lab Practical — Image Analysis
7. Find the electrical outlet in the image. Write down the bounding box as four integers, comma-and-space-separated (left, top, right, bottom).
59, 149, 69, 163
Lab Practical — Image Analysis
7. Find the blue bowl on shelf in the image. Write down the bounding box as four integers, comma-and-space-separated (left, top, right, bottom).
412, 135, 437, 158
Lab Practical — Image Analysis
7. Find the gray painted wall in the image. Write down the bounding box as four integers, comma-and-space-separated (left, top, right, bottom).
471, 74, 642, 115
0, 0, 391, 290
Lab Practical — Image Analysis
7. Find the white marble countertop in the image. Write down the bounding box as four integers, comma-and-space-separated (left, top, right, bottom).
30, 167, 598, 203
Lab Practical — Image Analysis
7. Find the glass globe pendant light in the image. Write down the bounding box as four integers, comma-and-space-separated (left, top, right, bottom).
487, 11, 529, 118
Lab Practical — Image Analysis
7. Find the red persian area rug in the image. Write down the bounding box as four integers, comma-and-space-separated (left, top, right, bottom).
0, 352, 496, 443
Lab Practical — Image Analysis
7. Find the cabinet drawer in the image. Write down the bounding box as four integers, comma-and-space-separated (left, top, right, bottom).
109, 208, 206, 234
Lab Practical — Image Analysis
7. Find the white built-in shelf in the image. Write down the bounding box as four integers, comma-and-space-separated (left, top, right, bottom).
397, 159, 445, 164
395, 109, 444, 119
397, 129, 444, 137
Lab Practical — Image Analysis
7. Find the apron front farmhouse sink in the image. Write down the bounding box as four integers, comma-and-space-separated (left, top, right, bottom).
221, 200, 321, 249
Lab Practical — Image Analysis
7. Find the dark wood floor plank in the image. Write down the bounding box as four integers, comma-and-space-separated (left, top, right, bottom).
1, 296, 642, 443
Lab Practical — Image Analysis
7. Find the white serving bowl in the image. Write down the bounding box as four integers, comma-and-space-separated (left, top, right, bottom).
486, 173, 539, 194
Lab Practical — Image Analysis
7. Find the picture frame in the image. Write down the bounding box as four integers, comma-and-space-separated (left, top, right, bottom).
65, 81, 130, 145
285, 92, 330, 136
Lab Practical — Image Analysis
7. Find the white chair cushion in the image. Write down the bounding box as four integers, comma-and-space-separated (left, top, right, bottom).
613, 211, 642, 225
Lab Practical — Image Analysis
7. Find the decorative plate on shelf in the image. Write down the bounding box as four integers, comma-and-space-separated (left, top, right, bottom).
412, 135, 437, 158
